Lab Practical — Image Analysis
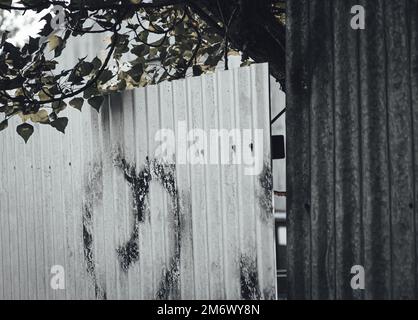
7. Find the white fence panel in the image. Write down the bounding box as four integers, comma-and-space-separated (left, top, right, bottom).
0, 63, 276, 300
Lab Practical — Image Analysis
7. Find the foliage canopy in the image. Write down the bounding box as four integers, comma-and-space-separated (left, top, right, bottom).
0, 0, 285, 141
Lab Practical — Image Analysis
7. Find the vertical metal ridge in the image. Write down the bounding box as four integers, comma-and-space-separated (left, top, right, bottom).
356, 0, 365, 302
200, 74, 213, 299
330, 0, 337, 300
406, 0, 418, 297
214, 71, 228, 299
411, 0, 418, 299
382, 0, 394, 299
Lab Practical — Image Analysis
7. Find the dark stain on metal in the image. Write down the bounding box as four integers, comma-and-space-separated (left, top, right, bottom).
82, 205, 94, 280
240, 255, 261, 300
153, 159, 181, 300
113, 155, 151, 271
116, 226, 140, 272
115, 155, 152, 224
82, 150, 183, 299
258, 163, 273, 222
156, 255, 180, 300
82, 161, 106, 300
82, 205, 106, 300
114, 154, 181, 299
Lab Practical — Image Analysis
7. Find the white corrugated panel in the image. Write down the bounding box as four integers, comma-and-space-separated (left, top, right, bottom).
0, 63, 276, 300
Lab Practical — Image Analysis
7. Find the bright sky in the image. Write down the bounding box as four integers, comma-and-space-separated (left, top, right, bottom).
1, 9, 45, 46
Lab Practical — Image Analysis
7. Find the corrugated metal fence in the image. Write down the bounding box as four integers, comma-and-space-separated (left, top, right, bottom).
0, 63, 276, 300
287, 0, 418, 299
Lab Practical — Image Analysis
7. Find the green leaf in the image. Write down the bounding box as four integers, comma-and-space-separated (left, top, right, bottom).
50, 117, 69, 134
193, 65, 203, 77
131, 44, 148, 57
92, 57, 102, 70
127, 64, 143, 83
48, 35, 63, 53
83, 84, 100, 99
88, 96, 104, 112
97, 69, 113, 85
16, 123, 34, 143
30, 109, 49, 124
52, 100, 67, 113
0, 119, 8, 132
69, 97, 84, 111
78, 61, 94, 77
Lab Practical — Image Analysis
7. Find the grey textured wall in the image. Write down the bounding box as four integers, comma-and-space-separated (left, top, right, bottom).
287, 0, 418, 299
